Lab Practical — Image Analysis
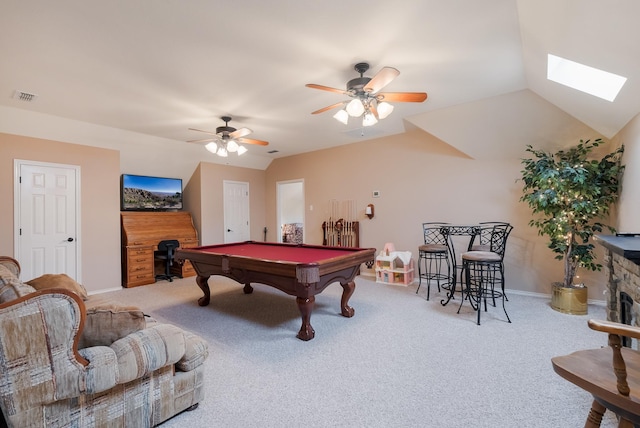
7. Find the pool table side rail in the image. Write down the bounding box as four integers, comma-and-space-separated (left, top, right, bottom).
180, 241, 370, 260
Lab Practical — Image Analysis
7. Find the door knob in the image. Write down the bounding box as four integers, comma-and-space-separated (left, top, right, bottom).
67, 237, 74, 242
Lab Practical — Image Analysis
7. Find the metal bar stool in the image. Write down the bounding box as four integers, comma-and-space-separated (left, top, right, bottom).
417, 222, 452, 301
458, 223, 513, 324
469, 221, 512, 301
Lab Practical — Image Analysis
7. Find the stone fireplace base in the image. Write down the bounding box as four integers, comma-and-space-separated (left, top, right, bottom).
596, 234, 640, 351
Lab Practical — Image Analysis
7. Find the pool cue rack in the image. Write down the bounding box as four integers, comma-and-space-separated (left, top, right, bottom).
322, 219, 359, 248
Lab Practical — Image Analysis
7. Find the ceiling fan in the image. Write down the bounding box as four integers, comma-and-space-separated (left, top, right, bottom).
306, 62, 428, 127
187, 116, 268, 157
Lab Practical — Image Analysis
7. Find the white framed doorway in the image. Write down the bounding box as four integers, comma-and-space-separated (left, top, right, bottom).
13, 159, 81, 282
276, 179, 304, 243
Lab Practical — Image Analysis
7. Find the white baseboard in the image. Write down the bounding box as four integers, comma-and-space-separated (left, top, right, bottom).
497, 288, 606, 306
360, 272, 607, 306
87, 286, 123, 296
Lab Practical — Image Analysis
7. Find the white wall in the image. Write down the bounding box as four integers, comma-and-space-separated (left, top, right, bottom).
279, 180, 304, 225
0, 106, 272, 181
617, 112, 640, 232
265, 127, 619, 301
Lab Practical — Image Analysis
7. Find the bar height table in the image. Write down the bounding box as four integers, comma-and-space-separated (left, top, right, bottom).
439, 225, 481, 306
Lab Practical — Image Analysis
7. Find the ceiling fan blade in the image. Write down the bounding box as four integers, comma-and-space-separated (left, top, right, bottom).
369, 103, 379, 120
305, 84, 347, 95
311, 102, 345, 115
363, 67, 400, 94
187, 137, 217, 144
237, 137, 269, 146
188, 127, 219, 136
230, 127, 252, 139
377, 92, 428, 103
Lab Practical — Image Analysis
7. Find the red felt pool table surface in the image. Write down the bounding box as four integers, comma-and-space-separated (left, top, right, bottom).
194, 241, 363, 263
176, 241, 376, 341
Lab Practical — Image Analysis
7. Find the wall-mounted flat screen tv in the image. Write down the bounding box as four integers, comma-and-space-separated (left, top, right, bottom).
121, 174, 183, 211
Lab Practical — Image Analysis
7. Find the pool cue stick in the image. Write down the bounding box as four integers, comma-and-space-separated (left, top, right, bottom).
350, 221, 354, 247
346, 221, 351, 247
351, 222, 354, 247
322, 221, 327, 245
331, 220, 336, 246
344, 221, 348, 247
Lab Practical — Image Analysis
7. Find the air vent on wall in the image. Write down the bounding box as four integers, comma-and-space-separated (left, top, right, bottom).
13, 90, 38, 102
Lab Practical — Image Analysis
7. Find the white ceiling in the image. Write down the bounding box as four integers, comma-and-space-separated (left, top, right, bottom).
2, 0, 639, 169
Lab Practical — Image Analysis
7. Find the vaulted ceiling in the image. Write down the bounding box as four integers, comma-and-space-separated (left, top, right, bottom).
2, 0, 639, 169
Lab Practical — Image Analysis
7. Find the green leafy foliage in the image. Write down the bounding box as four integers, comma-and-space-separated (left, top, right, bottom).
520, 139, 624, 288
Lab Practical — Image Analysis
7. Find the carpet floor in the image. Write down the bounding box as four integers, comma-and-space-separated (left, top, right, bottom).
98, 275, 619, 427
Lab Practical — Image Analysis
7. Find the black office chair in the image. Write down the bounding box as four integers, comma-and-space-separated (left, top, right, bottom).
155, 239, 180, 282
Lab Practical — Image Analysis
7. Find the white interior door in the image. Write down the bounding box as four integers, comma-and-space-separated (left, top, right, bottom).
14, 160, 80, 281
223, 180, 250, 243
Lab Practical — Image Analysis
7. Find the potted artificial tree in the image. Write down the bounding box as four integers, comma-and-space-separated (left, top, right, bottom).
520, 138, 624, 314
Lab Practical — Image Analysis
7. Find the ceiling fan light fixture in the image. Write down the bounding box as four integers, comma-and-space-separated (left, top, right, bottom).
333, 109, 349, 124
226, 139, 239, 152
205, 142, 218, 153
307, 62, 427, 128
188, 116, 269, 157
362, 112, 378, 127
346, 98, 365, 117
377, 101, 394, 119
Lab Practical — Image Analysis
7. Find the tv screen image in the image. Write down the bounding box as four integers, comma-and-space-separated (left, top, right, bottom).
121, 174, 182, 211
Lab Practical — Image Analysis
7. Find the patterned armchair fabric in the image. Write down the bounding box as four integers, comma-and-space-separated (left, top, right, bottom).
0, 257, 208, 427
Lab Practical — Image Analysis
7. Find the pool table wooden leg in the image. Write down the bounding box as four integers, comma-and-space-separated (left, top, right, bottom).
296, 296, 315, 341
196, 275, 211, 306
340, 280, 356, 317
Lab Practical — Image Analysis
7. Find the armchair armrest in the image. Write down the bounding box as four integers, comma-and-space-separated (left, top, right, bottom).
80, 325, 206, 391
589, 319, 640, 339
0, 256, 20, 278
111, 324, 186, 383
78, 346, 119, 394
552, 320, 640, 426
587, 319, 638, 398
0, 289, 90, 414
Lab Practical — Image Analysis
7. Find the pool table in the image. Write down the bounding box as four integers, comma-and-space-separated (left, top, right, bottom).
175, 241, 376, 340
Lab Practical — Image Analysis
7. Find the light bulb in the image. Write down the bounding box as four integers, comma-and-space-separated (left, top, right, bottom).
237, 145, 248, 155
205, 142, 218, 153
377, 102, 394, 119
226, 139, 239, 152
333, 109, 349, 124
217, 147, 228, 157
346, 98, 365, 117
362, 112, 378, 127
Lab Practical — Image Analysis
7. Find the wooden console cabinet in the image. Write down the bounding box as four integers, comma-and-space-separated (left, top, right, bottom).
121, 211, 199, 287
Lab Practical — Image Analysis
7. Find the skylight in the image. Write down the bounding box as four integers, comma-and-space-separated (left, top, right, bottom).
547, 54, 627, 102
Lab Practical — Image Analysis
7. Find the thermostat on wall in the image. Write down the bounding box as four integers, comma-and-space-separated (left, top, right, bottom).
372, 191, 380, 198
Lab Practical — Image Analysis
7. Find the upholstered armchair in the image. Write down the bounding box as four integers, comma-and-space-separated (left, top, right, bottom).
0, 256, 208, 427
